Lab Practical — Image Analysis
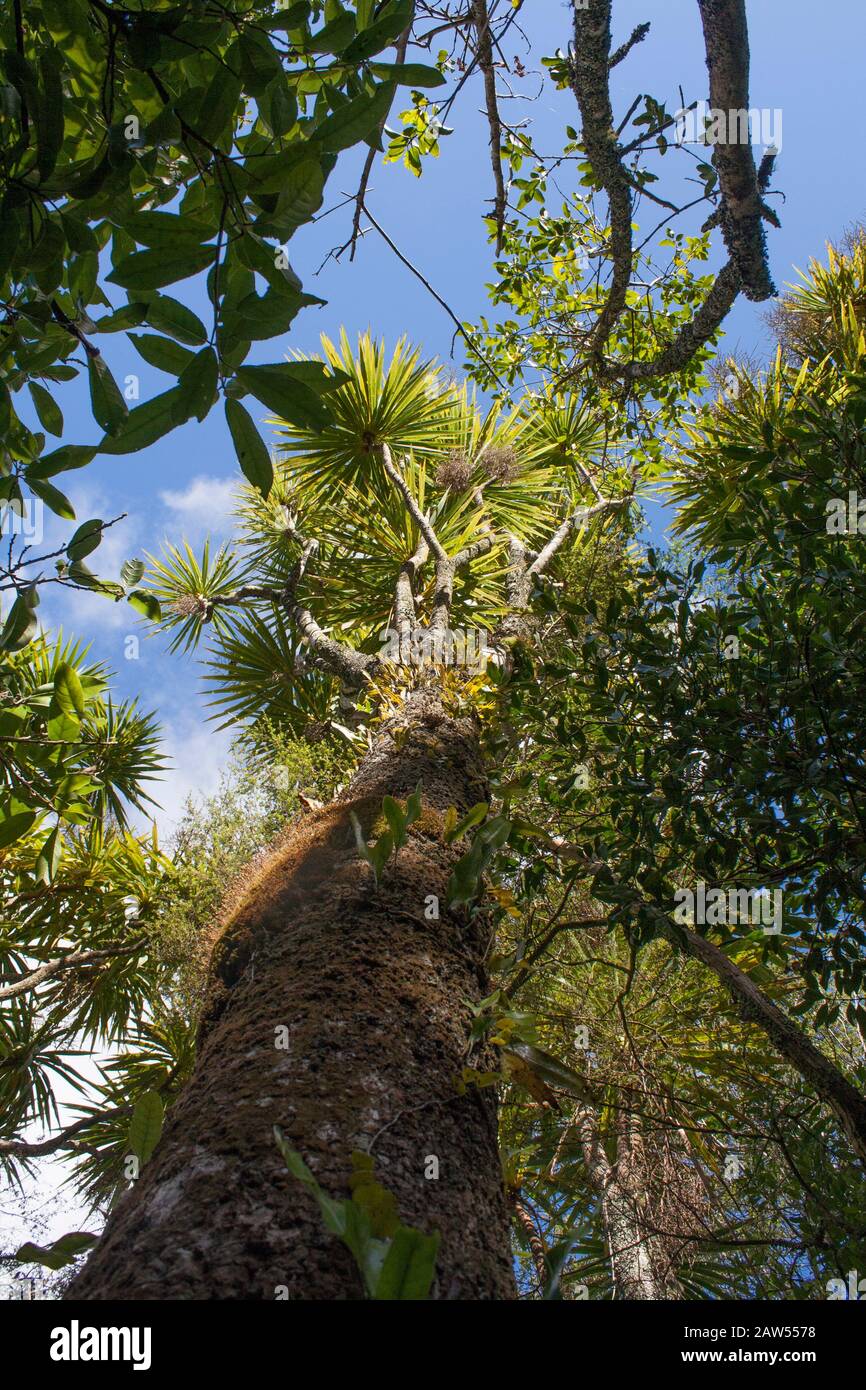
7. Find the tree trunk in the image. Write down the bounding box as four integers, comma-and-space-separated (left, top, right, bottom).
67, 690, 516, 1300
575, 1108, 681, 1300
675, 925, 866, 1169
511, 1191, 548, 1293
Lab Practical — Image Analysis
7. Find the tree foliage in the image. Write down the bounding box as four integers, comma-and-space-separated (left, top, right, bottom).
5, 1, 865, 1303
0, 0, 435, 598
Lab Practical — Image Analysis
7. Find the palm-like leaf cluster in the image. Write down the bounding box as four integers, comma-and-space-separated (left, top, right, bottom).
146, 333, 620, 747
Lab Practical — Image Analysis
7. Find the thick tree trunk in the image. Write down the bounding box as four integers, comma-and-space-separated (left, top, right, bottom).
67, 691, 516, 1300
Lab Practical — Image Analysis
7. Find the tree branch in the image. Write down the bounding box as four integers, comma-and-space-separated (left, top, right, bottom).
394, 537, 428, 641
0, 1108, 131, 1158
0, 942, 143, 1002
380, 443, 446, 560
209, 540, 374, 685
471, 0, 507, 252
360, 204, 512, 392
696, 0, 777, 301
597, 258, 742, 383
570, 0, 634, 357
528, 497, 625, 577
454, 532, 495, 568
609, 21, 651, 70
339, 8, 415, 262
564, 0, 778, 386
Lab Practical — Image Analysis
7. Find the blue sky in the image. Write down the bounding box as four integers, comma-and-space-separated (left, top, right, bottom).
23, 0, 866, 836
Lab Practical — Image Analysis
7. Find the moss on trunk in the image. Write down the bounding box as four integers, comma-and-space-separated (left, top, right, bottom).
67, 691, 516, 1300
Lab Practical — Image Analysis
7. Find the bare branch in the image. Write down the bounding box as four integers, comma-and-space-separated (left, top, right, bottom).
563, 0, 778, 385
528, 497, 625, 577
696, 0, 777, 301
471, 0, 507, 252
339, 8, 415, 262
380, 443, 446, 560
609, 20, 651, 69
0, 942, 143, 1002
360, 204, 512, 391
0, 1108, 131, 1158
430, 556, 456, 632
293, 607, 374, 684
209, 540, 374, 685
570, 0, 634, 357
454, 531, 495, 568
394, 537, 428, 640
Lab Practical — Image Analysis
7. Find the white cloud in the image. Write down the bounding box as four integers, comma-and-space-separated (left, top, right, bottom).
137, 708, 234, 840
158, 474, 239, 547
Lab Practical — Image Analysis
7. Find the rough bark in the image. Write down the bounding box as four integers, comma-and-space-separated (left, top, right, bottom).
67, 690, 516, 1300
696, 0, 776, 300
575, 1107, 680, 1300
570, 0, 634, 357
511, 1191, 548, 1292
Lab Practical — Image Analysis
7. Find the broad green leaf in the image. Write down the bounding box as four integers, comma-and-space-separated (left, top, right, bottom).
0, 810, 38, 849
50, 661, 86, 718
128, 1091, 164, 1166
35, 825, 62, 884
405, 782, 423, 825
28, 477, 75, 519
225, 399, 273, 497
370, 62, 445, 88
237, 364, 331, 432
98, 387, 189, 454
119, 211, 214, 249
25, 445, 95, 480
66, 518, 103, 562
36, 51, 65, 178
369, 829, 394, 878
254, 157, 325, 229
143, 296, 208, 346
107, 244, 215, 292
87, 355, 128, 435
16, 1232, 98, 1271
263, 1, 311, 29
127, 590, 161, 622
341, 3, 413, 62
382, 795, 407, 849
127, 333, 194, 376
93, 303, 149, 334
0, 585, 39, 652
308, 11, 356, 54
177, 346, 218, 422
313, 82, 396, 153
444, 802, 488, 843
28, 381, 63, 436
374, 1226, 440, 1300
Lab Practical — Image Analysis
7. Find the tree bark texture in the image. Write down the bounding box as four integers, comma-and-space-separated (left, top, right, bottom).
576, 1108, 682, 1300
67, 691, 516, 1300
